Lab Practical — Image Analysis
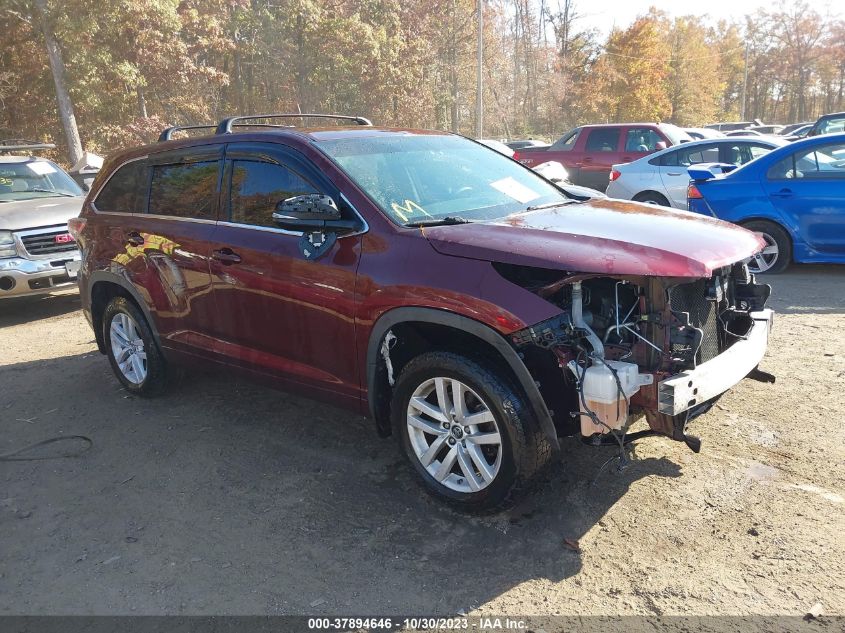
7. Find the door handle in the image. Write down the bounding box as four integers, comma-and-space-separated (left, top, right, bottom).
125, 232, 144, 247
212, 248, 242, 265
667, 172, 683, 176
770, 189, 793, 198
622, 156, 633, 162
582, 157, 593, 163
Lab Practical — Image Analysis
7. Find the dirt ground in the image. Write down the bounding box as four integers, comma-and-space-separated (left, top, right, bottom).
1, 265, 843, 620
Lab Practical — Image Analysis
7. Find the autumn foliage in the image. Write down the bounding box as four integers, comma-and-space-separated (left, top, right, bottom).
1, 0, 843, 162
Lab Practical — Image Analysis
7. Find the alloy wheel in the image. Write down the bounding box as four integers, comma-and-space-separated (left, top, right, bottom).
109, 312, 147, 384
406, 377, 502, 493
748, 232, 780, 273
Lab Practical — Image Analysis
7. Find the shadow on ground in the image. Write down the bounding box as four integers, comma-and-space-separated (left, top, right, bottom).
0, 291, 82, 328
1, 350, 680, 615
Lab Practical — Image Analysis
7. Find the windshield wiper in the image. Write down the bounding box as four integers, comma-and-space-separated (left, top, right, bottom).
406, 216, 473, 228
27, 188, 77, 198
526, 199, 578, 211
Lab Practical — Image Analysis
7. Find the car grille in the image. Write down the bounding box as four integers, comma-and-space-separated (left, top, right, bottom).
20, 228, 77, 257
669, 279, 720, 364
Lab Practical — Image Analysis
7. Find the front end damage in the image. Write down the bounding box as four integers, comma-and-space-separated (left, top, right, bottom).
504, 261, 774, 453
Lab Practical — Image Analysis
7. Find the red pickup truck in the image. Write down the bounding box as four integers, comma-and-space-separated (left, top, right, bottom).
515, 123, 692, 191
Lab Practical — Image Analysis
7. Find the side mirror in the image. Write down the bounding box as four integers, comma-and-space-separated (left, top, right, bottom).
274, 193, 341, 221
532, 160, 570, 183
655, 141, 668, 150
272, 194, 361, 259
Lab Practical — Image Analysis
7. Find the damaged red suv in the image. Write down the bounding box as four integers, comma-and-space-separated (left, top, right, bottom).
72, 114, 774, 511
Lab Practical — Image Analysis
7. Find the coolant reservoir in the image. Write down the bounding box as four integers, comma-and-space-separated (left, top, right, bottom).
568, 360, 652, 436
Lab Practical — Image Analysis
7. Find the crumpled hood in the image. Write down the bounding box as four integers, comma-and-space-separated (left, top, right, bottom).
423, 198, 765, 278
0, 197, 84, 231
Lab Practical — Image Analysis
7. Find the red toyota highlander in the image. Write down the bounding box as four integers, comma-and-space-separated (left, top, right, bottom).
71, 114, 774, 512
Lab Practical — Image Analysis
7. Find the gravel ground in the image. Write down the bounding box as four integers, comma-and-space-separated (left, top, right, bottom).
1, 265, 843, 619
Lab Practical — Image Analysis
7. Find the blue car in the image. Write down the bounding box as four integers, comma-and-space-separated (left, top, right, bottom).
687, 133, 845, 273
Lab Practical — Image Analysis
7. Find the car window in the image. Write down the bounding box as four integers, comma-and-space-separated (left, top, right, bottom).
625, 128, 663, 152
766, 143, 845, 180
662, 144, 718, 166
722, 143, 766, 166
585, 129, 620, 152
551, 129, 580, 150
818, 117, 845, 135
0, 160, 83, 202
94, 160, 148, 213
748, 144, 772, 161
229, 160, 319, 228
149, 161, 220, 219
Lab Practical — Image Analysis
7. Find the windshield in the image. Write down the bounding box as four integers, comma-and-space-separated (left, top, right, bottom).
0, 160, 83, 202
316, 134, 568, 225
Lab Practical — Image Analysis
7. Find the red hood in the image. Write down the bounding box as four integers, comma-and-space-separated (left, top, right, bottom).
423, 198, 764, 278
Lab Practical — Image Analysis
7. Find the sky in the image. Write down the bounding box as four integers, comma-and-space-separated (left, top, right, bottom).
575, 0, 842, 36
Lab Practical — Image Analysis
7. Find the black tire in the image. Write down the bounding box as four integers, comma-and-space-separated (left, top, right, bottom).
742, 220, 792, 274
391, 351, 554, 513
102, 296, 169, 396
634, 191, 671, 206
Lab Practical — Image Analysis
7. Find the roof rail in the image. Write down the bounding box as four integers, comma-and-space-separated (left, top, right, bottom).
0, 140, 56, 153
158, 125, 217, 142
215, 113, 372, 135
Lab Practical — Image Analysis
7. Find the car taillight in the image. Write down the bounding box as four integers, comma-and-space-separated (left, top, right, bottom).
513, 151, 521, 161
687, 184, 703, 200
609, 169, 621, 182
68, 217, 87, 240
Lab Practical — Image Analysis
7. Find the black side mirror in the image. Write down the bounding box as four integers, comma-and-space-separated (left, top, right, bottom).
274, 193, 341, 221
272, 193, 362, 260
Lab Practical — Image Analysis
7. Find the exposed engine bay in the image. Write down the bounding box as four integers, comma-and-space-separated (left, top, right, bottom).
501, 261, 774, 457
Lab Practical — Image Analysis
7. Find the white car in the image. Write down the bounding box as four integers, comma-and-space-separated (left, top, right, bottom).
605, 136, 789, 208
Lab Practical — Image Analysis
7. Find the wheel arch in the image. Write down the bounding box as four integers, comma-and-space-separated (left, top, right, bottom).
632, 190, 670, 205
365, 307, 560, 452
88, 271, 162, 354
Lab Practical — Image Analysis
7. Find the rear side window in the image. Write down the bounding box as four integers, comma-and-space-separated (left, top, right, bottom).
229, 160, 319, 228
551, 129, 580, 150
95, 160, 148, 213
660, 145, 718, 166
624, 128, 663, 152
585, 128, 620, 152
149, 161, 219, 220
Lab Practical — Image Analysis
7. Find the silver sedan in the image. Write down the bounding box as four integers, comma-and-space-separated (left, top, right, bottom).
605, 136, 788, 208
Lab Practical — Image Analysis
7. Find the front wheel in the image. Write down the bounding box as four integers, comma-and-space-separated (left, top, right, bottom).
742, 220, 792, 274
391, 351, 554, 512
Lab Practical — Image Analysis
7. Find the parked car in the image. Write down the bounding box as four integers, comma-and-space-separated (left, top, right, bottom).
705, 120, 760, 132
514, 123, 692, 191
506, 139, 550, 151
606, 136, 788, 208
725, 129, 768, 137
0, 143, 84, 299
747, 125, 784, 135
687, 133, 845, 273
779, 122, 811, 136
684, 127, 724, 140
476, 138, 515, 156
807, 111, 845, 137
74, 114, 774, 511
784, 124, 813, 141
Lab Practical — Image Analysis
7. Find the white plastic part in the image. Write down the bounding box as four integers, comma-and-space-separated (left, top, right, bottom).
568, 360, 653, 436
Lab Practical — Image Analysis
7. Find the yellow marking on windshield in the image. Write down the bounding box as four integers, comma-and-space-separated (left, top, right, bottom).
390, 199, 431, 222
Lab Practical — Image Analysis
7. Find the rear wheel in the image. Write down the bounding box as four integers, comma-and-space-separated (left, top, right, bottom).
391, 351, 554, 512
742, 220, 792, 274
103, 296, 169, 396
634, 191, 670, 206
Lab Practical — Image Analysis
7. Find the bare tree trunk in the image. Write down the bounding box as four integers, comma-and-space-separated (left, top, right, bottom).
137, 87, 148, 118
33, 0, 82, 165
